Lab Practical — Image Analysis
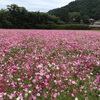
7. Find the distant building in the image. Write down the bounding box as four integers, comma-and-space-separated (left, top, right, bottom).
89, 18, 95, 24
94, 20, 100, 25
89, 20, 100, 29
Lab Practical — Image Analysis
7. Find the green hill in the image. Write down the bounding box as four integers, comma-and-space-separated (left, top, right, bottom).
48, 0, 100, 23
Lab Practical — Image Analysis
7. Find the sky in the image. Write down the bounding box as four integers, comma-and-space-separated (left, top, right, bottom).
0, 0, 74, 12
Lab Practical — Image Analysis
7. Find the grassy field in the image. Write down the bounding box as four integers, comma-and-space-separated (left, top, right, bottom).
0, 29, 100, 100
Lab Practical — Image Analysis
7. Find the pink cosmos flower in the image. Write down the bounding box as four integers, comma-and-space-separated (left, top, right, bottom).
53, 93, 57, 98
46, 75, 50, 79
73, 89, 78, 95
23, 85, 28, 89
44, 93, 48, 98
68, 81, 71, 85
72, 81, 77, 85
33, 90, 37, 94
37, 93, 40, 97
31, 95, 36, 100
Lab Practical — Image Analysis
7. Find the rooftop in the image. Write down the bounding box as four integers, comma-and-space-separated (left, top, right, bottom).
89, 20, 100, 29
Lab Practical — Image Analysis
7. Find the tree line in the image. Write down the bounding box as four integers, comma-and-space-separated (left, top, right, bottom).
0, 4, 90, 29
0, 4, 63, 29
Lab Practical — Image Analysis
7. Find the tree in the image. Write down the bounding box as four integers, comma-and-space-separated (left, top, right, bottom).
0, 9, 12, 28
0, 4, 62, 29
82, 15, 89, 24
68, 12, 81, 23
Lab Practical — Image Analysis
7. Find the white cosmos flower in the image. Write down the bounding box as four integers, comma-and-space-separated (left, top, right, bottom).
75, 97, 78, 100
28, 90, 32, 93
16, 95, 23, 100
85, 97, 88, 100
37, 64, 43, 68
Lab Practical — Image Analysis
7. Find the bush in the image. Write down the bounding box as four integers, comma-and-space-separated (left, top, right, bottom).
35, 24, 47, 29
35, 23, 57, 29
64, 24, 90, 30
35, 24, 90, 30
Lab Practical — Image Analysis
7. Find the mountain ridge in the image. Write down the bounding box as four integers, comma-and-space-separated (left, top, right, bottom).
48, 0, 100, 23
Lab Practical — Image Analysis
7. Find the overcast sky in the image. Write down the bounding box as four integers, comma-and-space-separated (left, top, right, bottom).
0, 0, 74, 12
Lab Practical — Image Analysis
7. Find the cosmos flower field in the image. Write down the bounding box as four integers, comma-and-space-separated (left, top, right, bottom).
0, 29, 100, 100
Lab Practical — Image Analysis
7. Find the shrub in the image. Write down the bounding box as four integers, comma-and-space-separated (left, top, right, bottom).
35, 24, 90, 30
64, 24, 90, 30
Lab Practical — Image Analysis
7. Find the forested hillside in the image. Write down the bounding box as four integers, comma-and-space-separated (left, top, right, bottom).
0, 1, 95, 29
48, 0, 100, 23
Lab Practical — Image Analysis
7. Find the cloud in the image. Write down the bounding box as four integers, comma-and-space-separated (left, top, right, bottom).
0, 0, 74, 12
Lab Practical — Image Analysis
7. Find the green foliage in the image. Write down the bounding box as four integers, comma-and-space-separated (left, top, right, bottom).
35, 24, 89, 30
48, 0, 100, 23
68, 12, 81, 23
0, 9, 12, 28
0, 4, 60, 29
64, 24, 90, 30
0, 3, 93, 29
92, 66, 100, 75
